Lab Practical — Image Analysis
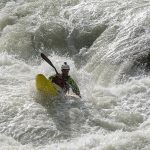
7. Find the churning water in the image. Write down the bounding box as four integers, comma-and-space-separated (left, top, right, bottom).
1, 0, 150, 149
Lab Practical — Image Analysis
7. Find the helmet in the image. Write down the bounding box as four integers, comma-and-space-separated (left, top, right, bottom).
61, 62, 70, 70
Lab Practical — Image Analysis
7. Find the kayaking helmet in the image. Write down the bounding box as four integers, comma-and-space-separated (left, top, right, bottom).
61, 62, 70, 70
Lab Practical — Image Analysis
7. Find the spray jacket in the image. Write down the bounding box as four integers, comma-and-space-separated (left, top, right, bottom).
49, 75, 80, 95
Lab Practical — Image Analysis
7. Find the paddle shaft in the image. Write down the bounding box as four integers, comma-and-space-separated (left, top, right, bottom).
41, 53, 59, 75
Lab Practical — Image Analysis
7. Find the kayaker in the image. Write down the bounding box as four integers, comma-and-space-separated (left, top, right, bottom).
49, 62, 81, 98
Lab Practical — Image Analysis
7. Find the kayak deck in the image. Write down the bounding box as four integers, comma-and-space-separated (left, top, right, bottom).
36, 74, 58, 96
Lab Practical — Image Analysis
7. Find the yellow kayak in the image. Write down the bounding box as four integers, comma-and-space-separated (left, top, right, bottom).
36, 74, 60, 96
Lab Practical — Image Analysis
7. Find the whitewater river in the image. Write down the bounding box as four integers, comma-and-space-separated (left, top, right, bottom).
1, 0, 150, 149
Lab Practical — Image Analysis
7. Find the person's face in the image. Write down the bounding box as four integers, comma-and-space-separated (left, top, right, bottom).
62, 69, 69, 76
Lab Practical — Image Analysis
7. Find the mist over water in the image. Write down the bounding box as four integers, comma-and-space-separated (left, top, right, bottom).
1, 0, 150, 149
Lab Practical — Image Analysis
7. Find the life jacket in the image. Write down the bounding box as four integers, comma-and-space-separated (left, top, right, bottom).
52, 75, 69, 93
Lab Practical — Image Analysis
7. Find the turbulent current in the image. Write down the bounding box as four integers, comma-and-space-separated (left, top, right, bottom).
1, 0, 150, 149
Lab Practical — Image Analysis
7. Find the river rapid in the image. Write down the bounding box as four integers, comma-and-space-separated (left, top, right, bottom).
1, 0, 150, 149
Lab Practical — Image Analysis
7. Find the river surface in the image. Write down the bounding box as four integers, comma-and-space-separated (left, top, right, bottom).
1, 0, 150, 149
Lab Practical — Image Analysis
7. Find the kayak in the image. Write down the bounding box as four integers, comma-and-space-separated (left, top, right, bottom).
36, 74, 80, 100
36, 74, 61, 96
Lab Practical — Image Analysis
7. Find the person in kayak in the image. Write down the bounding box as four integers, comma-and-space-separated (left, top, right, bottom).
49, 62, 81, 97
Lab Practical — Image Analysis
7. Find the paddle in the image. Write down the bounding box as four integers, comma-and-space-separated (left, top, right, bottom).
31, 36, 59, 75
40, 53, 59, 75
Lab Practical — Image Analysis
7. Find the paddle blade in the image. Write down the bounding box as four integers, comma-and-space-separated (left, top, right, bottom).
40, 53, 59, 74
41, 53, 53, 66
